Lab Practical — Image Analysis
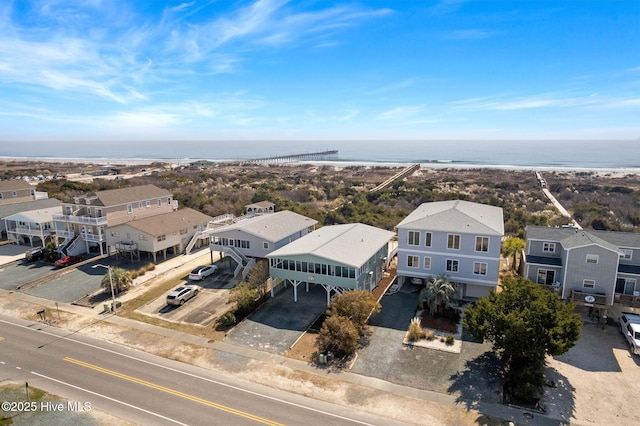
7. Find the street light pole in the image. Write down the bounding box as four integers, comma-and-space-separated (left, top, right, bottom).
92, 264, 117, 315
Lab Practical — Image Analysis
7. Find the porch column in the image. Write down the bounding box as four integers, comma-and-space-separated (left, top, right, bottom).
291, 280, 302, 303
321, 284, 333, 307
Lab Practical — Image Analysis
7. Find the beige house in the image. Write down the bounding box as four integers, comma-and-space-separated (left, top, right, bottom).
53, 184, 177, 256
106, 208, 213, 263
0, 180, 37, 205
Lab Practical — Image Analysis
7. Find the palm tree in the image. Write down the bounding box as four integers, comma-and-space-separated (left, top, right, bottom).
419, 274, 455, 316
101, 267, 132, 294
502, 237, 526, 271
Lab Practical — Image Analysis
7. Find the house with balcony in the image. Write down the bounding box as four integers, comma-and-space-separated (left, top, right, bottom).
53, 184, 176, 256
105, 208, 214, 263
205, 210, 318, 278
524, 226, 640, 312
396, 200, 504, 300
3, 201, 63, 248
267, 223, 395, 306
0, 198, 62, 242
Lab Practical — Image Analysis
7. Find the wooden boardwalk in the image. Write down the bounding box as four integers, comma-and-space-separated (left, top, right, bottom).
370, 163, 420, 192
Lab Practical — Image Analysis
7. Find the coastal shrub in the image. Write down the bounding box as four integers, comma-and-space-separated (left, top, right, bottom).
327, 290, 381, 335
143, 263, 155, 272
229, 283, 260, 316
445, 335, 455, 346
218, 312, 236, 327
425, 331, 435, 341
315, 315, 359, 358
407, 317, 426, 342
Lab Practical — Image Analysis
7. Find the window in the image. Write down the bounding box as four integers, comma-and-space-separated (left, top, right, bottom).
12, 191, 17, 197
407, 255, 419, 268
408, 231, 420, 246
473, 262, 488, 276
0, 193, 3, 199
158, 199, 162, 207
475, 236, 489, 252
447, 234, 460, 250
263, 242, 269, 249
542, 242, 556, 253
138, 202, 143, 209
110, 231, 119, 237
446, 259, 459, 272
583, 279, 595, 289
586, 254, 599, 264
157, 235, 166, 242
146, 200, 151, 208
536, 269, 555, 285
139, 234, 148, 241
616, 278, 637, 295
167, 197, 171, 205
127, 204, 133, 214
424, 232, 432, 247
423, 257, 431, 270
621, 249, 633, 260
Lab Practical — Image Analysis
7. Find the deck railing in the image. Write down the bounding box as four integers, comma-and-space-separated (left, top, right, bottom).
570, 290, 608, 307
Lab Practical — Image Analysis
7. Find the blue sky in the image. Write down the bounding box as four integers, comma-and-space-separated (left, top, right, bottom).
0, 0, 639, 142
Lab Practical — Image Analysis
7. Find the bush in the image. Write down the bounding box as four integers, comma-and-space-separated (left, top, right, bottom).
315, 315, 359, 358
407, 317, 426, 342
425, 331, 435, 341
219, 312, 236, 327
445, 335, 455, 345
143, 263, 155, 272
229, 282, 260, 316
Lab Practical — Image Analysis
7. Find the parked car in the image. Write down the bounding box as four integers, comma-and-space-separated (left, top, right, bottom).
188, 265, 218, 281
619, 313, 640, 356
54, 255, 84, 268
166, 284, 200, 306
25, 247, 44, 261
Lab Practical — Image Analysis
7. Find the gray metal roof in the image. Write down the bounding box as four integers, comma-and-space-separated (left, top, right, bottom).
397, 200, 504, 236
211, 211, 318, 242
526, 225, 626, 253
0, 198, 62, 219
266, 223, 395, 268
590, 229, 640, 249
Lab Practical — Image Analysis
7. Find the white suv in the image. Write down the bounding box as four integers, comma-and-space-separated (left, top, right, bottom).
619, 313, 640, 356
166, 284, 200, 306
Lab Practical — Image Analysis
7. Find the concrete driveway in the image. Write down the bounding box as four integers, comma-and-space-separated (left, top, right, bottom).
225, 283, 328, 354
136, 268, 239, 326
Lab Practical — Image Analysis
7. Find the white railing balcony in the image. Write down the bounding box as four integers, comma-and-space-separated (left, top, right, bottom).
52, 214, 108, 226
115, 241, 138, 251
83, 233, 105, 243
13, 226, 47, 236
56, 230, 75, 239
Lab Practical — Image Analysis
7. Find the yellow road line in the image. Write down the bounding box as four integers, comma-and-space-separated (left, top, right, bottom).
0, 337, 4, 341
64, 357, 284, 426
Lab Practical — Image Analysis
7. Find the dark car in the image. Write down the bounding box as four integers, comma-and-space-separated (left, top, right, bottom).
25, 247, 44, 261
54, 255, 83, 268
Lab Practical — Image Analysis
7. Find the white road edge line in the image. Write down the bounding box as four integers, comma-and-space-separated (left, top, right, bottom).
2, 318, 374, 425
31, 370, 187, 425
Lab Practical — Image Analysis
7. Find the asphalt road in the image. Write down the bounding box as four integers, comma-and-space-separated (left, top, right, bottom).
0, 314, 408, 426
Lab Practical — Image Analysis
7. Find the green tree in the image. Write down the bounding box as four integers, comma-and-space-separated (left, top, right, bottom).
328, 290, 381, 334
229, 282, 260, 316
246, 260, 269, 294
43, 241, 59, 262
101, 267, 132, 294
315, 315, 359, 358
464, 277, 581, 402
501, 237, 525, 271
419, 274, 455, 316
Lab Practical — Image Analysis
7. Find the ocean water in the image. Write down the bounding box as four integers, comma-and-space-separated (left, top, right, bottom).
1, 140, 637, 171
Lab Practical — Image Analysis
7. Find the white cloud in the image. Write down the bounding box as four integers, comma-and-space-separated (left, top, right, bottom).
376, 105, 425, 120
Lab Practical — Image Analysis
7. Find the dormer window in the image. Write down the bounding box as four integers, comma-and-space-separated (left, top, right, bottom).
542, 242, 555, 253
